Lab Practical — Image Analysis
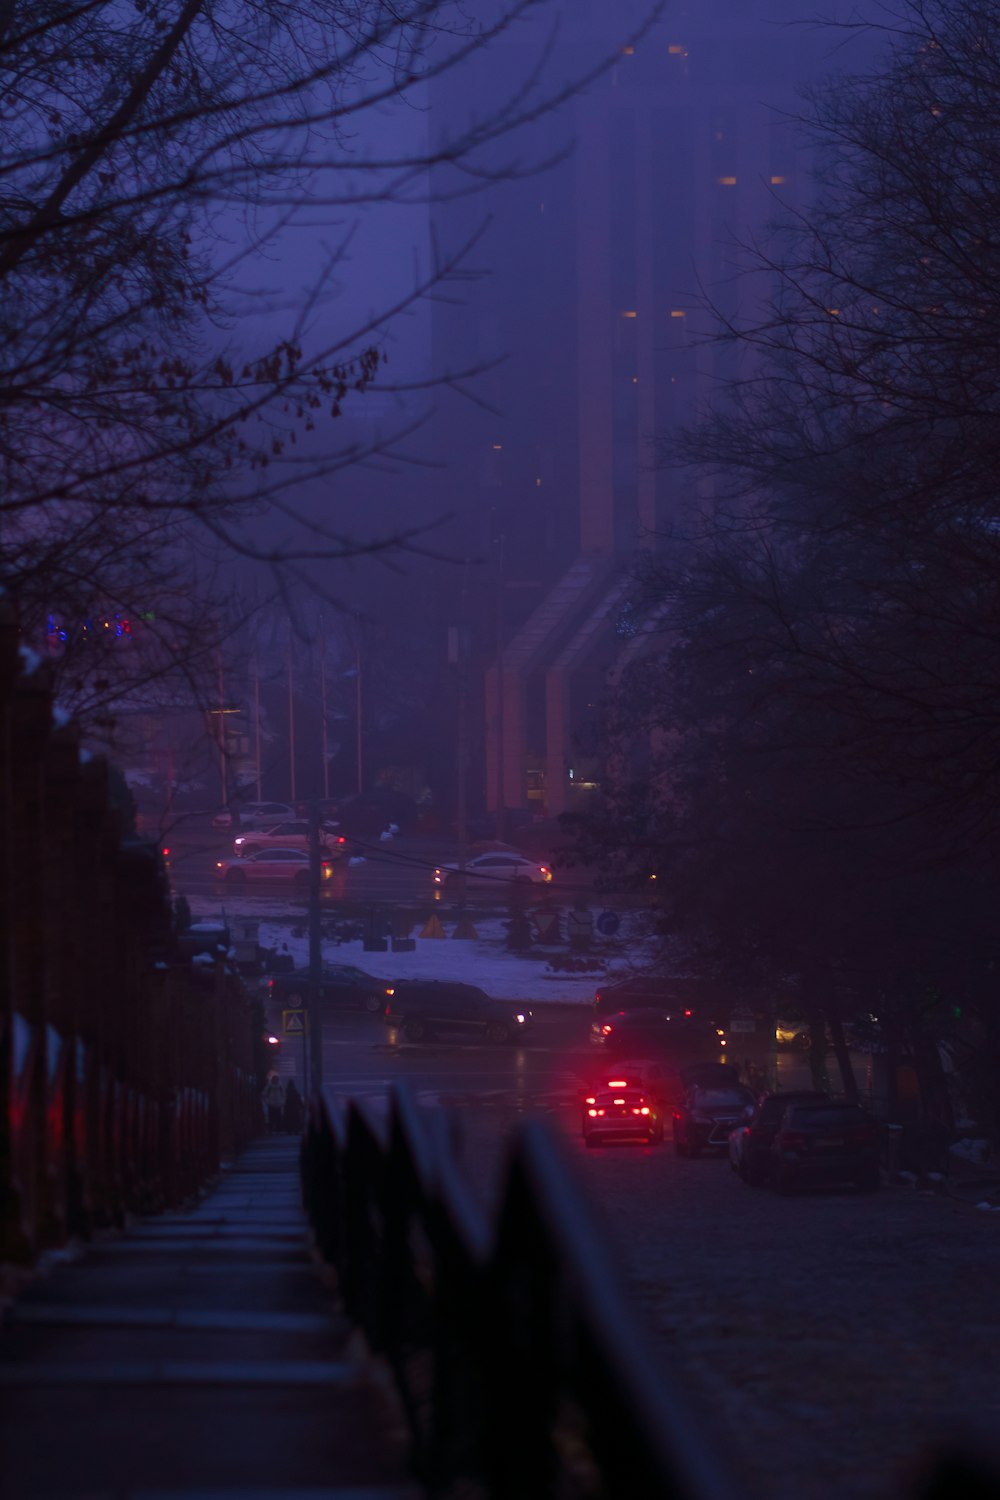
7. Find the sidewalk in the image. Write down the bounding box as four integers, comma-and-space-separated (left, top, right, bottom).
0, 1137, 421, 1500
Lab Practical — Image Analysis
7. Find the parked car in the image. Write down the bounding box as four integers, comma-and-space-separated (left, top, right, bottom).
233, 821, 346, 858
672, 1081, 756, 1158
599, 1009, 727, 1059
212, 801, 295, 830
582, 1077, 664, 1148
432, 852, 552, 890
214, 849, 338, 887
268, 965, 388, 1013
728, 1090, 831, 1186
767, 1100, 882, 1194
383, 981, 532, 1044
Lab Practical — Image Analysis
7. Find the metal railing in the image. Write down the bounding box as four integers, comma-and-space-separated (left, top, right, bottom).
302, 1088, 1000, 1500
301, 1085, 744, 1500
0, 616, 262, 1267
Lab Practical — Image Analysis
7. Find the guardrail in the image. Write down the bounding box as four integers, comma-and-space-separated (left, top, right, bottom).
302, 1088, 1000, 1500
0, 614, 262, 1268
301, 1085, 744, 1500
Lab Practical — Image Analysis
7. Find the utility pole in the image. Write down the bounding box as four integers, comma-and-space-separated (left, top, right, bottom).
253, 655, 262, 801
216, 656, 227, 806
494, 532, 506, 844
307, 798, 324, 1096
287, 636, 297, 804
454, 562, 471, 906
354, 615, 363, 795
319, 622, 329, 801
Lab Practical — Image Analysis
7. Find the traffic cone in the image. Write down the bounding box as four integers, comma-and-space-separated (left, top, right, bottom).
452, 914, 478, 940
420, 915, 446, 939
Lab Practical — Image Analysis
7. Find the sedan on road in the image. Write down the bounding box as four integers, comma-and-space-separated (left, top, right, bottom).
234, 821, 346, 859
599, 1010, 727, 1061
383, 980, 532, 1044
268, 964, 388, 1013
583, 1081, 664, 1148
432, 853, 552, 890
672, 1082, 756, 1158
768, 1101, 882, 1194
728, 1089, 831, 1186
212, 801, 295, 830
214, 848, 338, 888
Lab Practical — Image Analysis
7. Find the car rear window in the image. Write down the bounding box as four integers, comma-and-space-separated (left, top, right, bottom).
786, 1106, 868, 1128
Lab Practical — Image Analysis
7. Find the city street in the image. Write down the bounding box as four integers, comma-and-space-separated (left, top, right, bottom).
159, 815, 596, 912
304, 1009, 1000, 1500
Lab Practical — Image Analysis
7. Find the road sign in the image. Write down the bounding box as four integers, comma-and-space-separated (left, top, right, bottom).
286, 993, 304, 1008
282, 1010, 306, 1035
595, 910, 620, 937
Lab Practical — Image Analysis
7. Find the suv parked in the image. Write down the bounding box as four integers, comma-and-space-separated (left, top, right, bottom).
383, 981, 532, 1044
729, 1090, 830, 1186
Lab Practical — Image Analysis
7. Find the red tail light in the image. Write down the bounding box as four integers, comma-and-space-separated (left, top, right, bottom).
336, 836, 346, 844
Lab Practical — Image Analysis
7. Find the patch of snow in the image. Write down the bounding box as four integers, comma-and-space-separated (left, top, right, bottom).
79, 748, 93, 764
52, 703, 70, 728
191, 952, 215, 967
154, 961, 168, 970
950, 1138, 991, 1165
17, 643, 41, 675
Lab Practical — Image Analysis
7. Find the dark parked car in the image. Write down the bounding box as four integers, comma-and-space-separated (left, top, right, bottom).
600, 1009, 727, 1061
383, 981, 532, 1044
728, 1090, 831, 1185
268, 965, 388, 1013
768, 1101, 882, 1195
672, 1082, 756, 1158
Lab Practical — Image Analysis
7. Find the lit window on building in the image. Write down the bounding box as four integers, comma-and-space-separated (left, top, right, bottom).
668, 44, 687, 56
717, 176, 737, 186
770, 175, 786, 184
621, 310, 637, 319
621, 45, 635, 55
492, 442, 503, 449
670, 309, 686, 318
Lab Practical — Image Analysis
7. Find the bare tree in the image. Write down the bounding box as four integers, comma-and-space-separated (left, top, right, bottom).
0, 0, 663, 725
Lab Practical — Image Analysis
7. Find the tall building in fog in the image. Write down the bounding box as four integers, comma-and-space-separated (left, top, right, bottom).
427, 1, 864, 822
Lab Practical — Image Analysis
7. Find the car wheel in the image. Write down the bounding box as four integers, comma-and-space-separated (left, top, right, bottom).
225, 868, 246, 885
647, 1131, 662, 1147
362, 993, 383, 1014
584, 1133, 599, 1148
688, 1143, 702, 1159
855, 1168, 881, 1193
485, 1021, 511, 1044
795, 1032, 812, 1050
673, 1136, 688, 1158
403, 1018, 427, 1043
775, 1167, 796, 1196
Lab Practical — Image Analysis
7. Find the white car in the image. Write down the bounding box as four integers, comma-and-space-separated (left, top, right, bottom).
212, 801, 295, 830
215, 848, 339, 887
234, 820, 345, 858
432, 852, 552, 888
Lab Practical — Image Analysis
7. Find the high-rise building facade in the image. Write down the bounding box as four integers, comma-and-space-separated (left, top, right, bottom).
427, 1, 869, 821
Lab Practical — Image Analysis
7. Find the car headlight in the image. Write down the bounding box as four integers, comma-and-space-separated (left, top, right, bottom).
515, 1013, 525, 1023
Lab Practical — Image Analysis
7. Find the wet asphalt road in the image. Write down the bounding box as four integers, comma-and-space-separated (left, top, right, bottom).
304, 1009, 1000, 1500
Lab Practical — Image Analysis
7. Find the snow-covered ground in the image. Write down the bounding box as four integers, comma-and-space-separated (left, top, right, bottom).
253, 914, 656, 1006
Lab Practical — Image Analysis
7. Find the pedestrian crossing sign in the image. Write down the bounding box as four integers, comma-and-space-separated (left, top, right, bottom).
283, 1010, 306, 1035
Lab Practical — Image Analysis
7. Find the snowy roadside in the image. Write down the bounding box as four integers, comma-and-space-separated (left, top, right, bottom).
254, 914, 657, 1007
